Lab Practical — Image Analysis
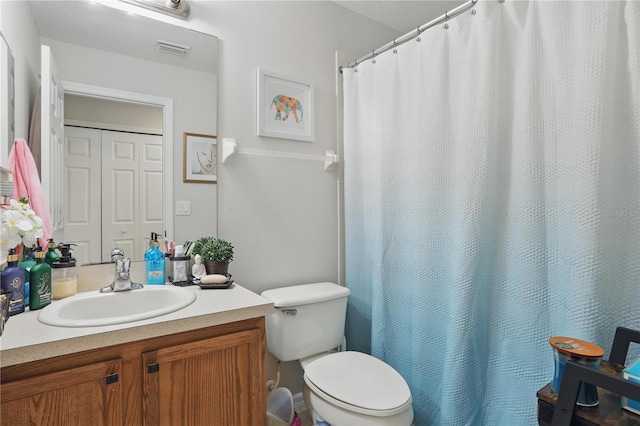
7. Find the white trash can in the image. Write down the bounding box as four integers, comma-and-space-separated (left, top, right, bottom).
266, 387, 295, 426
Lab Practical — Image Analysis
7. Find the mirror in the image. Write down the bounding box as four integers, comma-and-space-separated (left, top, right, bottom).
27, 1, 218, 264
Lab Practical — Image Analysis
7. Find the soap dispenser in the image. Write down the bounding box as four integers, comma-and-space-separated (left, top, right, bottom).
1, 248, 26, 316
45, 238, 60, 266
30, 249, 52, 310
51, 243, 77, 300
18, 246, 37, 307
145, 232, 165, 285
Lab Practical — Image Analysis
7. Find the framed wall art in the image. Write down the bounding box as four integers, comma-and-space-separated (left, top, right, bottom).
257, 68, 314, 142
183, 132, 217, 183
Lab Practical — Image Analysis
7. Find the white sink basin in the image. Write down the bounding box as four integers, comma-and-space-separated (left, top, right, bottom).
37, 285, 196, 327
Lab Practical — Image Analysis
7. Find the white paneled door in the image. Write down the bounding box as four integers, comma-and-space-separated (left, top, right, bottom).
63, 126, 101, 265
64, 127, 162, 264
41, 45, 65, 232
101, 130, 163, 262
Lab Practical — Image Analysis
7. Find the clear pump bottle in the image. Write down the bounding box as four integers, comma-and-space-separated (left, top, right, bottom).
51, 243, 77, 299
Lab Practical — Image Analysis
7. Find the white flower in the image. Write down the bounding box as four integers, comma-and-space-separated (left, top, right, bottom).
1, 198, 44, 249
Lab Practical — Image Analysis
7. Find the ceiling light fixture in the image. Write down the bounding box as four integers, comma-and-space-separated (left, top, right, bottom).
119, 0, 190, 19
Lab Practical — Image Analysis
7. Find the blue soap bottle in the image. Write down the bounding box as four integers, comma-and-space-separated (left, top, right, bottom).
145, 232, 165, 285
1, 248, 26, 315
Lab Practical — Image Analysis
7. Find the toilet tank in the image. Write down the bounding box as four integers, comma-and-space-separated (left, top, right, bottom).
261, 282, 351, 362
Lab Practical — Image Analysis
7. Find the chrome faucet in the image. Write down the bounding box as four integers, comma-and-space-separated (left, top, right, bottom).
99, 248, 144, 293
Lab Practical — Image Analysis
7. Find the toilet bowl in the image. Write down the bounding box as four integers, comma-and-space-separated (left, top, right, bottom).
301, 351, 413, 426
261, 282, 414, 426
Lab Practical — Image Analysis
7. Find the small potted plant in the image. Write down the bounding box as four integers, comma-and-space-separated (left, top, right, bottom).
190, 237, 234, 275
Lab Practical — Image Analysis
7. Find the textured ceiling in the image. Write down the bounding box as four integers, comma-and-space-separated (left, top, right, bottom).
334, 0, 468, 34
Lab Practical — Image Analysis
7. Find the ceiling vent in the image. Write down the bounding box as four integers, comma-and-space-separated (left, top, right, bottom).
154, 40, 191, 56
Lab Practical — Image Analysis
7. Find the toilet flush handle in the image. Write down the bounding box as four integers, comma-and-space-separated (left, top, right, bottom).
281, 309, 297, 316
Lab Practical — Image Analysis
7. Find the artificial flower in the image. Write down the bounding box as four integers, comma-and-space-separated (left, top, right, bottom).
1, 197, 44, 249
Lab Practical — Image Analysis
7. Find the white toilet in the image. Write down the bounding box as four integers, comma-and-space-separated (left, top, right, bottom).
261, 282, 413, 426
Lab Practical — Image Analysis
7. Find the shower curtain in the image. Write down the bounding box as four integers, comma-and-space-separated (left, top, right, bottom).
343, 1, 639, 424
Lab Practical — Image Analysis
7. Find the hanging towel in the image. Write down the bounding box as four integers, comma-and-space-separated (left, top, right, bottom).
8, 138, 53, 248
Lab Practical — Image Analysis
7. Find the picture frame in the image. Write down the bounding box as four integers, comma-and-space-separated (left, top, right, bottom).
183, 132, 217, 183
257, 68, 314, 142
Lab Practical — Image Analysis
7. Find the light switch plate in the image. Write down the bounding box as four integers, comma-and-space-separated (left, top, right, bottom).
176, 200, 191, 216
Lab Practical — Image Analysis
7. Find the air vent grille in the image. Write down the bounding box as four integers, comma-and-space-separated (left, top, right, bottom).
154, 40, 191, 56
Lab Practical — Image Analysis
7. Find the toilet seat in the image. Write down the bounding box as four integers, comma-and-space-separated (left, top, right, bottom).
303, 351, 412, 417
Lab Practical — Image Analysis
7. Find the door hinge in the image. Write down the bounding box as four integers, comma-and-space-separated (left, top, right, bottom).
147, 363, 160, 374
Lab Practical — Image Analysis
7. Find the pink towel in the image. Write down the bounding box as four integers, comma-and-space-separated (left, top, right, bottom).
7, 138, 53, 248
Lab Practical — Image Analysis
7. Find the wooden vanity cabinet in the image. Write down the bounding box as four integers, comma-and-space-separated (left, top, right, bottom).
1, 317, 267, 426
1, 359, 123, 425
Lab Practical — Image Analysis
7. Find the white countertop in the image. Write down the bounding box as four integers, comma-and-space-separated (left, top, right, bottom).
0, 283, 274, 368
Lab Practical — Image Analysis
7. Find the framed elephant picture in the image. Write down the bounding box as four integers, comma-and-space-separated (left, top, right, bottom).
257, 68, 314, 142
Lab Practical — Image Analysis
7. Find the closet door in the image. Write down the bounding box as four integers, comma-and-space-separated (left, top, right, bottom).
101, 130, 162, 262
63, 126, 101, 265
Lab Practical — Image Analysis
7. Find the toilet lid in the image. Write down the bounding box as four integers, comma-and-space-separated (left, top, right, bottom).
303, 351, 412, 415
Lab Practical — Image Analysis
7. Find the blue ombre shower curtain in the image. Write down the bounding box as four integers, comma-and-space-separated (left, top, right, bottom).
343, 1, 640, 424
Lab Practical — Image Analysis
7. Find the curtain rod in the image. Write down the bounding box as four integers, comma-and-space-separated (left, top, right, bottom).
341, 0, 478, 71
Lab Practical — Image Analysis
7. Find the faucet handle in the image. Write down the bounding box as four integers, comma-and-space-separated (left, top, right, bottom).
116, 257, 131, 278
111, 248, 125, 262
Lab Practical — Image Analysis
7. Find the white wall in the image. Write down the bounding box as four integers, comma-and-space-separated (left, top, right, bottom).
0, 1, 40, 146
196, 1, 398, 291
65, 95, 163, 134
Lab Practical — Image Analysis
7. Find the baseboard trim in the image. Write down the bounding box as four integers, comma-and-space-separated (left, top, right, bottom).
293, 392, 306, 413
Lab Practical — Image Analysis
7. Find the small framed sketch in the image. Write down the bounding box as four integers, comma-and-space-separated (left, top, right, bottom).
257, 68, 314, 142
183, 133, 217, 183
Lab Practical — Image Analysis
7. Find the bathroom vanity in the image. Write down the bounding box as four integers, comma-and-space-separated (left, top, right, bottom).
0, 283, 273, 425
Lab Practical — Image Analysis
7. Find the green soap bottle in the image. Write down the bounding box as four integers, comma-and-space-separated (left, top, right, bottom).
45, 239, 60, 266
19, 246, 37, 307
30, 251, 52, 310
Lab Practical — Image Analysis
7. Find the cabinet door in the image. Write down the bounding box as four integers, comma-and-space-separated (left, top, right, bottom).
1, 359, 123, 426
143, 329, 264, 426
